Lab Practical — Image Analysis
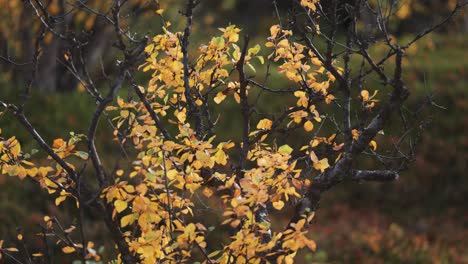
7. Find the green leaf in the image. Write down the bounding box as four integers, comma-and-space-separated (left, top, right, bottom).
248, 44, 261, 55
147, 172, 156, 182
212, 37, 225, 48
278, 144, 293, 155
257, 56, 264, 64
75, 151, 89, 160
247, 63, 256, 73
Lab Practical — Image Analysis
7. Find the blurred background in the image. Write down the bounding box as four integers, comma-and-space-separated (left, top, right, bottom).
0, 0, 466, 263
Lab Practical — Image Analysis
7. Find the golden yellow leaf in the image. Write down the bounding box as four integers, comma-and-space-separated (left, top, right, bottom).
369, 140, 377, 151
114, 200, 128, 213
311, 57, 321, 66
120, 214, 136, 227
325, 94, 335, 104
62, 246, 76, 254
285, 254, 295, 264
272, 200, 285, 210
307, 212, 316, 223
351, 129, 360, 140
52, 138, 65, 149
396, 3, 411, 19
233, 92, 241, 104
305, 238, 317, 251
309, 151, 319, 163
214, 92, 226, 104
303, 120, 314, 132
270, 25, 280, 38
277, 38, 289, 48
265, 41, 275, 47
202, 187, 213, 198
230, 219, 241, 228
155, 9, 164, 15
257, 118, 273, 130
361, 90, 369, 101
313, 158, 329, 173
196, 150, 214, 168
175, 109, 186, 123
55, 196, 67, 206
64, 226, 76, 234
224, 142, 235, 149
214, 149, 227, 165
10, 140, 21, 158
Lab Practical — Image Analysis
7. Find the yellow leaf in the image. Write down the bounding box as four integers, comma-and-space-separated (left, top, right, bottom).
114, 200, 128, 213
303, 120, 314, 132
309, 151, 319, 163
52, 138, 65, 149
313, 158, 329, 173
396, 3, 411, 19
285, 254, 295, 264
214, 149, 227, 165
17, 234, 23, 241
257, 118, 273, 130
224, 142, 235, 149
196, 150, 214, 168
175, 109, 186, 123
270, 25, 280, 38
10, 140, 21, 158
351, 129, 360, 140
234, 92, 241, 104
208, 250, 221, 258
202, 187, 213, 198
305, 238, 317, 251
272, 200, 285, 210
230, 219, 241, 228
257, 56, 265, 64
307, 212, 316, 223
64, 226, 76, 233
311, 57, 321, 66
361, 90, 369, 101
277, 38, 289, 48
62, 246, 76, 254
265, 41, 275, 47
325, 94, 335, 104
214, 92, 226, 104
369, 140, 377, 151
120, 214, 136, 227
155, 9, 164, 15
55, 196, 67, 206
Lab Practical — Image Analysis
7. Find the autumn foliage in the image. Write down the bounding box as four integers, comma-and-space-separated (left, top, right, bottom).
0, 0, 465, 263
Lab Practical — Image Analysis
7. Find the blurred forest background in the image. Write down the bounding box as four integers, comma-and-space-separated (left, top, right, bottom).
0, 0, 467, 263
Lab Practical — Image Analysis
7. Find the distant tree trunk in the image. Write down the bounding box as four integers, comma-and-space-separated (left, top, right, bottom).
464, 5, 468, 33
36, 0, 77, 93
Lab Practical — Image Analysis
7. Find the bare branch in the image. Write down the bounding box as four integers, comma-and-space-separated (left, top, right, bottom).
350, 169, 399, 182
